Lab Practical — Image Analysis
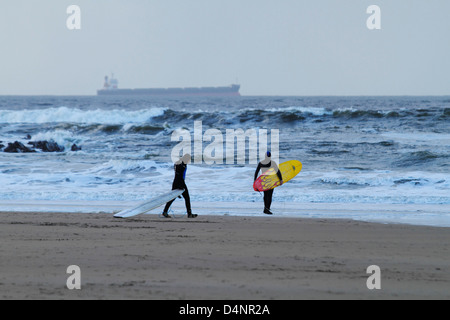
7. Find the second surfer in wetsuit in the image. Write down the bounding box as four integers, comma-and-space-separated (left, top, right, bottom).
162, 154, 198, 218
254, 152, 283, 215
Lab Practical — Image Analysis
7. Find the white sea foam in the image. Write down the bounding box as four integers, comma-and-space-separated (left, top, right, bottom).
0, 107, 166, 124
0, 156, 449, 226
89, 159, 172, 175
268, 106, 332, 116
0, 158, 448, 203
28, 130, 83, 148
382, 132, 450, 146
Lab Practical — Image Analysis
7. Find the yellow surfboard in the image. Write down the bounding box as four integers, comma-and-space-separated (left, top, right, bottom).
253, 160, 302, 192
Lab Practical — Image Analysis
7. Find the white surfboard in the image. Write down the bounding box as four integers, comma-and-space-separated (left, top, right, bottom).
114, 189, 185, 219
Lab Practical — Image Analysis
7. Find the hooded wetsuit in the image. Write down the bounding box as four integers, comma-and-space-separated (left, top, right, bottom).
163, 161, 192, 214
254, 161, 283, 211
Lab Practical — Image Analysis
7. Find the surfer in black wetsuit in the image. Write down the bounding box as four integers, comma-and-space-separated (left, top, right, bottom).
162, 154, 198, 218
254, 152, 283, 215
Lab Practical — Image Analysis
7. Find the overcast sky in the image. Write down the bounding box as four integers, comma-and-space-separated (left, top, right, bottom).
0, 0, 449, 96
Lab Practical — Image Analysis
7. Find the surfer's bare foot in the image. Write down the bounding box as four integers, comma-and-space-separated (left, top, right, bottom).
187, 213, 198, 218
162, 212, 172, 218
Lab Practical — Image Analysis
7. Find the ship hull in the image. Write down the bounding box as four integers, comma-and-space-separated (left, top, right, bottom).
97, 85, 240, 97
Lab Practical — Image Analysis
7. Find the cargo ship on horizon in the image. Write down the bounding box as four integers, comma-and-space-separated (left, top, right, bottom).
97, 75, 241, 97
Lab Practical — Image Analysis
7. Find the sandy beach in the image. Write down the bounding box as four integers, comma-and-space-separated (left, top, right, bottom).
0, 211, 449, 300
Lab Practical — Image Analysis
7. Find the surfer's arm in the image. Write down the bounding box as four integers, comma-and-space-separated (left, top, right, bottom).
277, 170, 283, 183
271, 162, 283, 184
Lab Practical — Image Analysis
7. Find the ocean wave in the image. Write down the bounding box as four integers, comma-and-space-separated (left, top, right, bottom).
89, 159, 172, 175
0, 107, 166, 124
29, 130, 82, 148
330, 107, 416, 119
394, 151, 449, 168
315, 171, 449, 190
5, 105, 444, 127
442, 108, 450, 118
267, 106, 332, 116
43, 123, 167, 135
230, 106, 450, 124
311, 106, 450, 121
125, 124, 166, 134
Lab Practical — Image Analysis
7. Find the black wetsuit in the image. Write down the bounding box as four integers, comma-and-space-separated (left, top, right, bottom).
163, 162, 192, 214
254, 161, 283, 211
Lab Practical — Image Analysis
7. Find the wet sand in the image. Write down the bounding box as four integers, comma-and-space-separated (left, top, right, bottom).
0, 211, 449, 300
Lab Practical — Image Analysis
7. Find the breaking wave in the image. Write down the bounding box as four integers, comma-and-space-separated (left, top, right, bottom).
0, 107, 166, 124
1, 105, 449, 128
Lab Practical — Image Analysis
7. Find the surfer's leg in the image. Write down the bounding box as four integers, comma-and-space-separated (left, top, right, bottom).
164, 199, 175, 211
162, 181, 181, 218
182, 189, 191, 213
263, 189, 274, 214
182, 186, 197, 218
182, 188, 192, 212
264, 189, 273, 209
162, 199, 175, 218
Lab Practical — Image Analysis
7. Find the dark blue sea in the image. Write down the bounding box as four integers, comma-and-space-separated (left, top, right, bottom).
0, 96, 449, 225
